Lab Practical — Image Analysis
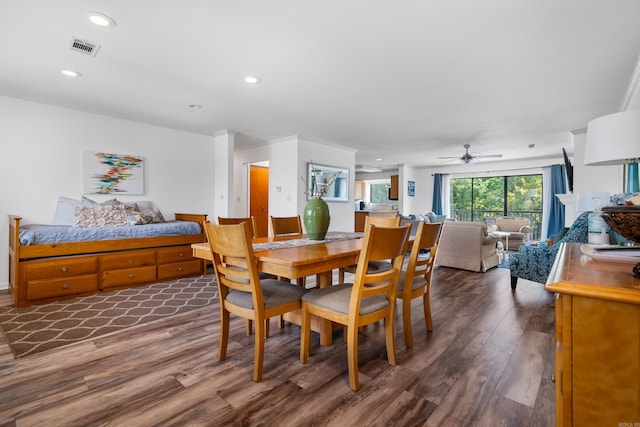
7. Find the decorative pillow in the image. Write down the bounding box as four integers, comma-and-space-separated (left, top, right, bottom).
427, 212, 447, 222
417, 214, 429, 223
130, 200, 166, 224
81, 196, 118, 207
73, 205, 141, 228
53, 196, 82, 225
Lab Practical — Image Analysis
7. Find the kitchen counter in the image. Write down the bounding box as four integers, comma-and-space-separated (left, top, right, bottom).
354, 210, 398, 231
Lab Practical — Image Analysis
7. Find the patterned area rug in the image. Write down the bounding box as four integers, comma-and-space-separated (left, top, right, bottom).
0, 275, 217, 358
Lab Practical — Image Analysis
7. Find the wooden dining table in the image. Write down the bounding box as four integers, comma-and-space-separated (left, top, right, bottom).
191, 232, 364, 345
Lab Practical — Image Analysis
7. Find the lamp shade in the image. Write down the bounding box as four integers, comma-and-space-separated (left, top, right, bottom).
584, 109, 640, 165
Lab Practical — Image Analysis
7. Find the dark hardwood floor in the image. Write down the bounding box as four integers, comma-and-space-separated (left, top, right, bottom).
0, 266, 556, 426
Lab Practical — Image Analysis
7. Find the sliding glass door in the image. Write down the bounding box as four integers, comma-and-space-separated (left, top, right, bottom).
450, 174, 543, 239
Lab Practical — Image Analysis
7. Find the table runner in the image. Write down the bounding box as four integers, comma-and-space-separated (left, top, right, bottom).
252, 232, 363, 252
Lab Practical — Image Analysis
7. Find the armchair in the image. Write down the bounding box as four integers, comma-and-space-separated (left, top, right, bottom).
493, 216, 532, 250
509, 212, 589, 289
435, 221, 500, 272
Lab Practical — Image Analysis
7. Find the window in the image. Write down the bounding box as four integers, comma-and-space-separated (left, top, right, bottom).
369, 181, 393, 203
450, 174, 543, 239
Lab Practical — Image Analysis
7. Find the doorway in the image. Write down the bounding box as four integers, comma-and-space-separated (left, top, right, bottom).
250, 164, 269, 237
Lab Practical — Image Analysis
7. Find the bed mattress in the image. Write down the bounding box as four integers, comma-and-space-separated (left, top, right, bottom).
19, 221, 202, 246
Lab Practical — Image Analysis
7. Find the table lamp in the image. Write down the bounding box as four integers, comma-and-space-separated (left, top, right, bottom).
585, 109, 640, 276
584, 109, 640, 193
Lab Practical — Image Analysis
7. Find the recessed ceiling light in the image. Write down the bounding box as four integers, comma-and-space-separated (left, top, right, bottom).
244, 76, 261, 84
87, 11, 116, 28
375, 158, 383, 162
61, 69, 82, 77
189, 104, 203, 109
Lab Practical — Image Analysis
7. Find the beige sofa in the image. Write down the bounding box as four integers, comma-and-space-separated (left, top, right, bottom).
492, 216, 532, 250
435, 221, 500, 272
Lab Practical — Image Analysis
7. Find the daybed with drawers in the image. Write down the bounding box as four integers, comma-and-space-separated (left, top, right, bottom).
8, 201, 208, 307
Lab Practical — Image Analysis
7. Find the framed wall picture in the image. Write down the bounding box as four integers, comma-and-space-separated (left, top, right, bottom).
306, 163, 349, 202
408, 180, 415, 197
83, 151, 144, 194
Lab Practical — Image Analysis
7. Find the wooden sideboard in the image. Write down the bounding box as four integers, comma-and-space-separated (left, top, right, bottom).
545, 243, 640, 427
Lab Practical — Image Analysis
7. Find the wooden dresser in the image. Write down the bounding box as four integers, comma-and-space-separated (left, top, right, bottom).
545, 243, 640, 427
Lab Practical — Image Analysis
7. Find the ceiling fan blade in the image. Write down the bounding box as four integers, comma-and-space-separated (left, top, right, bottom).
475, 154, 503, 158
437, 156, 463, 159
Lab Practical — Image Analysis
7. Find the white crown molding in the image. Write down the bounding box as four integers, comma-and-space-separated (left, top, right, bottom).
620, 53, 640, 112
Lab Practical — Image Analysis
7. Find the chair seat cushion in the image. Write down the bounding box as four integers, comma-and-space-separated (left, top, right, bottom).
301, 283, 389, 315
226, 279, 307, 309
396, 270, 427, 292
342, 260, 392, 275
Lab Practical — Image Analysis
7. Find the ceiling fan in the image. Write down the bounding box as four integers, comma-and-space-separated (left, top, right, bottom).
438, 144, 503, 165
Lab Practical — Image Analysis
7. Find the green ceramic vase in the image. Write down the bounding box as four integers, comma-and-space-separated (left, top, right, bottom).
303, 198, 330, 240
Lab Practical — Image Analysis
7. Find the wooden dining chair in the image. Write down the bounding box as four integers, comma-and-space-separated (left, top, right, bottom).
300, 222, 411, 391
269, 215, 303, 239
216, 216, 276, 334
217, 216, 258, 238
269, 215, 306, 287
396, 221, 442, 348
338, 215, 401, 283
204, 221, 307, 381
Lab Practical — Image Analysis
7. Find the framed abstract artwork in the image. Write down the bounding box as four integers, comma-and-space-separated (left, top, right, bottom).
83, 151, 144, 194
408, 180, 415, 197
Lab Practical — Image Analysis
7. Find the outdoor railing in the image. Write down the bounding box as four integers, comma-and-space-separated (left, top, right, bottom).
451, 209, 543, 241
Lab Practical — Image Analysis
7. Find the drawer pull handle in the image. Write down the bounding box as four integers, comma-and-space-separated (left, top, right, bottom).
178, 267, 183, 271
61, 267, 68, 272
62, 284, 69, 289
179, 252, 184, 257
129, 274, 135, 279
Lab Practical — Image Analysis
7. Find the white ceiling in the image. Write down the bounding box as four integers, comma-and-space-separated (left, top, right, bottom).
1, 1, 639, 169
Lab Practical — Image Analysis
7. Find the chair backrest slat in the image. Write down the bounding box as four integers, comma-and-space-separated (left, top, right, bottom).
350, 223, 411, 312
204, 221, 263, 298
269, 215, 303, 238
217, 217, 258, 238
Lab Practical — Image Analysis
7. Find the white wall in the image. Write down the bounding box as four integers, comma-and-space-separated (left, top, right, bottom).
235, 136, 356, 233
399, 165, 430, 216
0, 95, 215, 289
298, 138, 356, 233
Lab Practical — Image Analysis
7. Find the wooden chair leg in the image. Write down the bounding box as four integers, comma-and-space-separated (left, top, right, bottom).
346, 324, 360, 391
219, 310, 230, 360
300, 303, 311, 363
402, 297, 413, 348
384, 313, 396, 366
423, 291, 433, 332
253, 316, 265, 382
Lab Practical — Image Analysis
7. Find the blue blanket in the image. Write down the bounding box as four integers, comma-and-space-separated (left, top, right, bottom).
19, 221, 202, 246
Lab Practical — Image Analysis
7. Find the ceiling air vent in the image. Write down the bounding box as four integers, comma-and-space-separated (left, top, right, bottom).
69, 37, 100, 57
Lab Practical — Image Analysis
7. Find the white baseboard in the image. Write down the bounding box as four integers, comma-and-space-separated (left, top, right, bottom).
0, 282, 9, 291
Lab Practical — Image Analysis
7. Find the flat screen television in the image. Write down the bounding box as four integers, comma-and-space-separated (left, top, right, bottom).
563, 147, 574, 192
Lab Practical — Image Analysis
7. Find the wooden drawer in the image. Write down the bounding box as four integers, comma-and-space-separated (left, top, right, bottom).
158, 260, 202, 280
24, 257, 98, 281
102, 266, 157, 289
157, 246, 195, 264
100, 251, 156, 270
26, 274, 98, 301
